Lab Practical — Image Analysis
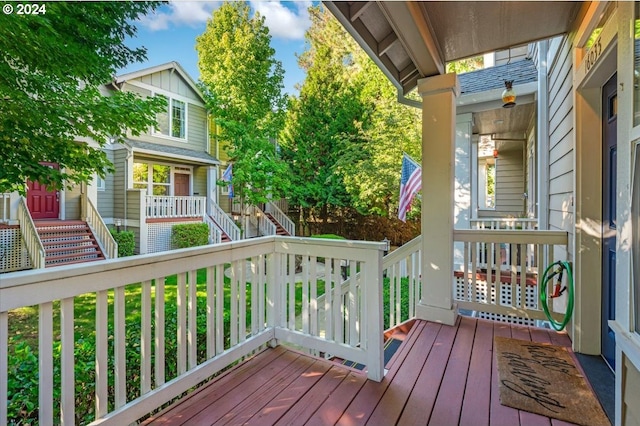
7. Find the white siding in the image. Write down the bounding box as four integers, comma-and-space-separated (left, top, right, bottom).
494, 146, 525, 215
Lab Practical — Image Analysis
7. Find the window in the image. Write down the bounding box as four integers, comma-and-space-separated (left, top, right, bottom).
96, 175, 105, 191
155, 96, 187, 140
478, 135, 496, 209
133, 162, 171, 195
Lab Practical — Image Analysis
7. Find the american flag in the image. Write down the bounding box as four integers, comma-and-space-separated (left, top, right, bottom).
222, 163, 233, 198
398, 153, 421, 222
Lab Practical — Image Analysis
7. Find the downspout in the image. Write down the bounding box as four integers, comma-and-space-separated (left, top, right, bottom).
536, 40, 550, 230
124, 144, 133, 230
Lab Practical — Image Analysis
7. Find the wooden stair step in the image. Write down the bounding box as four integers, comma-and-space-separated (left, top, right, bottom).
45, 257, 104, 267
45, 244, 101, 255
42, 238, 96, 246
46, 252, 104, 263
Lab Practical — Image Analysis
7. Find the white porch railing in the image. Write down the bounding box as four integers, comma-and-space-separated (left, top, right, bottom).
203, 214, 222, 244
378, 227, 568, 330
16, 198, 45, 269
248, 204, 276, 236
265, 200, 295, 236
209, 200, 241, 241
86, 199, 118, 259
0, 236, 385, 425
145, 196, 206, 219
454, 229, 568, 324
1, 193, 10, 223
471, 218, 538, 230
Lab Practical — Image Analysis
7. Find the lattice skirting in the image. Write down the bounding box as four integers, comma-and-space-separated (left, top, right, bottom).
147, 222, 185, 254
454, 273, 540, 326
0, 228, 32, 272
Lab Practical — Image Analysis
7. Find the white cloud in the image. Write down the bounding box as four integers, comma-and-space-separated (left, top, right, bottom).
138, 1, 311, 41
251, 1, 311, 40
138, 1, 220, 31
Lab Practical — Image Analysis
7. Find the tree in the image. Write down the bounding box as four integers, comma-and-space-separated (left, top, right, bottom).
280, 6, 367, 227
0, 2, 166, 194
281, 5, 422, 224
196, 2, 289, 207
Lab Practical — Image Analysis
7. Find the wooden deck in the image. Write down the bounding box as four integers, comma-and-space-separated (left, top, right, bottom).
142, 316, 592, 426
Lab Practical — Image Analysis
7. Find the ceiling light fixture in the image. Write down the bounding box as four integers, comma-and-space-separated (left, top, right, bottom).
502, 80, 516, 108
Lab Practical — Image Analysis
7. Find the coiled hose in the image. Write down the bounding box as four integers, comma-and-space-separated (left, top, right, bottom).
539, 260, 574, 331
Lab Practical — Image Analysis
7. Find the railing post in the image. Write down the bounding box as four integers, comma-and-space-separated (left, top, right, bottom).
364, 247, 384, 382
266, 249, 281, 347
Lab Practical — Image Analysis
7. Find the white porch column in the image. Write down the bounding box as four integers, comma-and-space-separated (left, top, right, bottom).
415, 73, 460, 326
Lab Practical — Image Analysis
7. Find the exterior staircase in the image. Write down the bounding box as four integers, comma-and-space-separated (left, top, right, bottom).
265, 213, 290, 236
35, 220, 105, 267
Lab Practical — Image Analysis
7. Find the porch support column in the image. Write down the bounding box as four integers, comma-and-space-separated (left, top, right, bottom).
415, 73, 460, 326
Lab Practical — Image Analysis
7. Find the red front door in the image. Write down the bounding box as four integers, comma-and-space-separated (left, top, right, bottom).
27, 162, 60, 219
174, 173, 190, 196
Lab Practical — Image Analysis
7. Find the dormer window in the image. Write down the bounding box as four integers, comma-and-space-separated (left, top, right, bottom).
155, 96, 187, 140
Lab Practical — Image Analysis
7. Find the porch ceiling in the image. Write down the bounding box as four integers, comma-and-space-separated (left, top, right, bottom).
324, 1, 584, 95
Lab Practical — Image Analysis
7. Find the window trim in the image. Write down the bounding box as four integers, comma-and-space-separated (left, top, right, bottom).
151, 93, 189, 142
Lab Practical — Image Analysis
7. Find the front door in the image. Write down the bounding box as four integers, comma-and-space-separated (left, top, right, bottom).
601, 74, 617, 370
27, 162, 60, 219
174, 173, 190, 196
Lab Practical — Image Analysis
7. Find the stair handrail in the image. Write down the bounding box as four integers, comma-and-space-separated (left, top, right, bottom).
17, 197, 45, 269
265, 200, 295, 236
203, 214, 222, 244
248, 204, 276, 236
209, 199, 241, 241
85, 198, 118, 259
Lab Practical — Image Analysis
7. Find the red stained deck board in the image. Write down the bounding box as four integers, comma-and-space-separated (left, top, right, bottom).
303, 370, 367, 426
217, 353, 317, 425
367, 321, 443, 425
182, 350, 304, 425
458, 317, 494, 426
334, 320, 428, 426
268, 366, 350, 426
396, 321, 458, 426
429, 316, 478, 425
143, 347, 287, 425
490, 321, 521, 426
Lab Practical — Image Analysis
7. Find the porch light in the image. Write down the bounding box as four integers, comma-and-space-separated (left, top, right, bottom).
502, 80, 516, 108
115, 218, 122, 232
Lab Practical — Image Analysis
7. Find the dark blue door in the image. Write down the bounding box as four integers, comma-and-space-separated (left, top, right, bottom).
601, 74, 617, 370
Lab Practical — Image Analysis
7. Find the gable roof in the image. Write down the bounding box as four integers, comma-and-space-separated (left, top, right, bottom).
114, 61, 204, 101
458, 59, 538, 95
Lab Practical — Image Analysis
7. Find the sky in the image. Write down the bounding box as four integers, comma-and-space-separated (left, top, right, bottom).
119, 1, 313, 96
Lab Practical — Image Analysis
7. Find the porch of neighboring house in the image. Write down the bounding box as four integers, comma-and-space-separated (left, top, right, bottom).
136, 193, 294, 253
0, 190, 117, 271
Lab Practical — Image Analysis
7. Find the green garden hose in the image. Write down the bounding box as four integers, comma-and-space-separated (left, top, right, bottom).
539, 260, 574, 331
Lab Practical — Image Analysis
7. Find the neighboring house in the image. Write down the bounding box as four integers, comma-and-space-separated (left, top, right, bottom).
99, 62, 223, 254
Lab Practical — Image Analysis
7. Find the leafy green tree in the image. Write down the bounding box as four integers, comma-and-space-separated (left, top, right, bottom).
446, 55, 484, 74
0, 1, 166, 194
281, 5, 422, 224
280, 6, 367, 226
196, 2, 289, 207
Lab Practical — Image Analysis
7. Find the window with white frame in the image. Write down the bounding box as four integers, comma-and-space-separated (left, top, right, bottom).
478, 135, 496, 209
133, 162, 171, 195
96, 175, 105, 191
155, 96, 186, 140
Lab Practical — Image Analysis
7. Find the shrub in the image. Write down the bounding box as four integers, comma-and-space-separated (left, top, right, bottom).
171, 223, 210, 249
110, 228, 135, 257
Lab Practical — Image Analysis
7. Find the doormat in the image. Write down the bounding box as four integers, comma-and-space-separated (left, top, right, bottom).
494, 336, 610, 426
